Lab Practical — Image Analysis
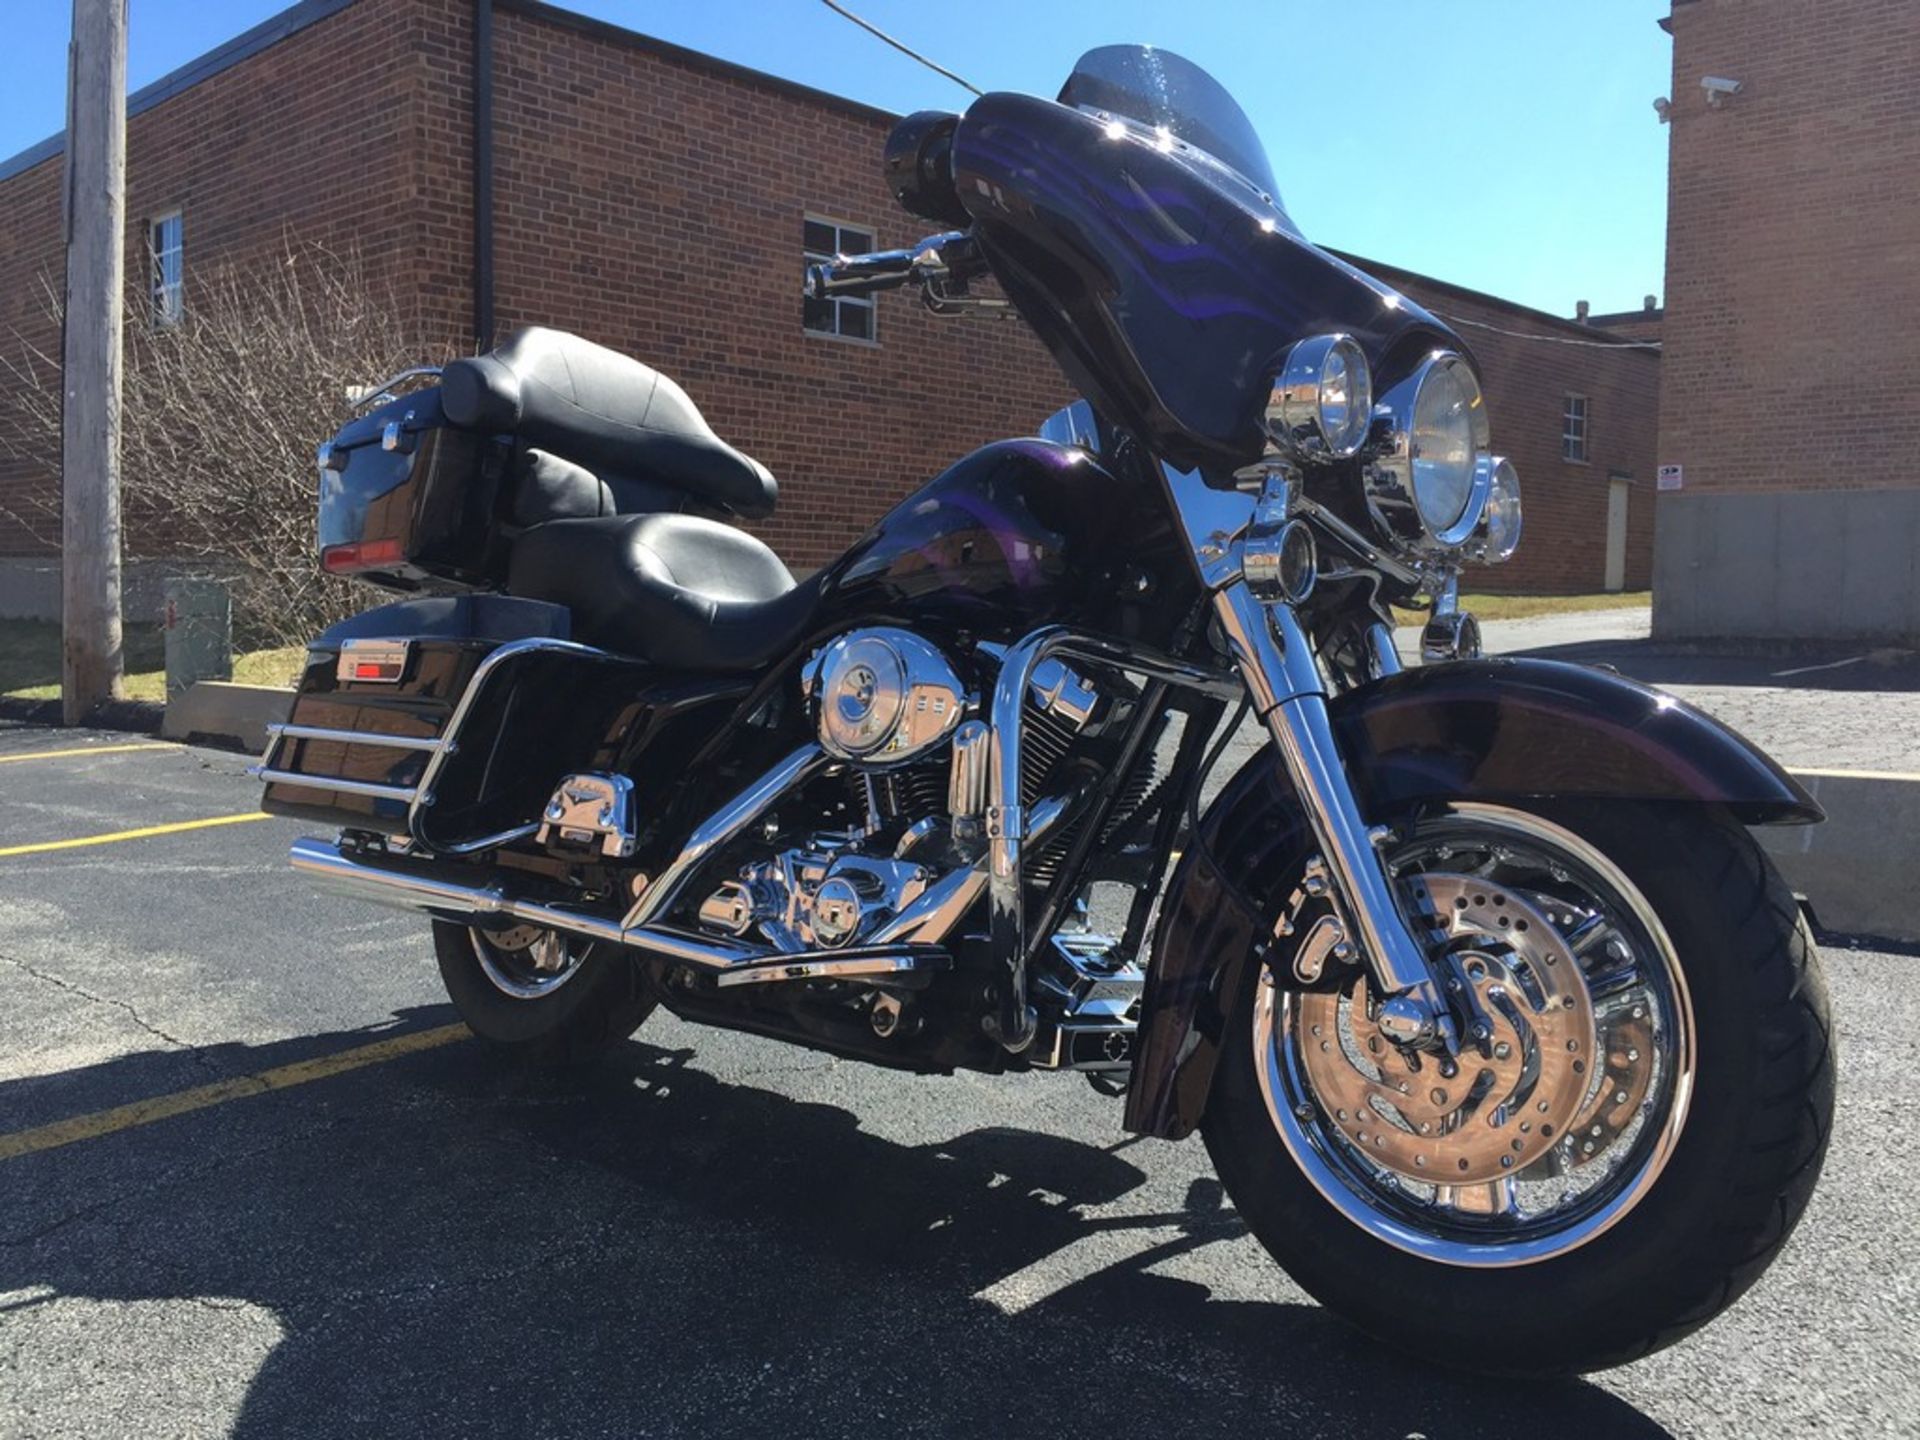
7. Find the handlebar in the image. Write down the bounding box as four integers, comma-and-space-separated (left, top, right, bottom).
804, 230, 983, 300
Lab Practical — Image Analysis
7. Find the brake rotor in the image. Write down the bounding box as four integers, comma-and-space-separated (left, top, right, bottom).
1295, 875, 1599, 1185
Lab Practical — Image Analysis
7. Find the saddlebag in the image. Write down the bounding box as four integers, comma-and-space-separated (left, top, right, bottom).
256, 596, 653, 851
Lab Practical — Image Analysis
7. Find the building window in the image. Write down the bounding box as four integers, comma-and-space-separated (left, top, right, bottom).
1562, 394, 1589, 463
147, 210, 184, 328
803, 216, 876, 342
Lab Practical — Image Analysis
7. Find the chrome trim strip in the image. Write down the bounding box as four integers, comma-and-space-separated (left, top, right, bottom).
621, 743, 829, 931
346, 365, 445, 411
252, 767, 418, 802
712, 948, 950, 990
265, 722, 443, 752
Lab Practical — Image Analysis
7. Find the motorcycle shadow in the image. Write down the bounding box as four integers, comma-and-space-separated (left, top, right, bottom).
0, 1015, 1677, 1439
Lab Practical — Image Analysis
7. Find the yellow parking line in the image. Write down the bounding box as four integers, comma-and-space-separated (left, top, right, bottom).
0, 742, 176, 765
0, 811, 272, 858
0, 1022, 471, 1162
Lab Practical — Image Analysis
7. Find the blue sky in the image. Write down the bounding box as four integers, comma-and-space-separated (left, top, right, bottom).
3, 0, 1674, 316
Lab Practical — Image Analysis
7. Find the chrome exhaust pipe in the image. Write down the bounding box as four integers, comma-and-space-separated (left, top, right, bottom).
288, 785, 1081, 980
288, 838, 933, 981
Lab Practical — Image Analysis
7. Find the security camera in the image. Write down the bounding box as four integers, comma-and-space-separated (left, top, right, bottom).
1653, 96, 1672, 122
1701, 75, 1743, 106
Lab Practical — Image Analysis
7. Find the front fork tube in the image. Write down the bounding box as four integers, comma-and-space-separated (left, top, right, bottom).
1211, 583, 1451, 1047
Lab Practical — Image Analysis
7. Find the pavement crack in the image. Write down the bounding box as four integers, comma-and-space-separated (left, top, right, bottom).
0, 947, 225, 1079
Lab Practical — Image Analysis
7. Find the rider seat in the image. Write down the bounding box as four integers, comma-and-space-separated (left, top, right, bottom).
508, 513, 822, 672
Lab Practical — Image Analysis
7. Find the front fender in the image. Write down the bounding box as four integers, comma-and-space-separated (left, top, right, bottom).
1122, 657, 1819, 1140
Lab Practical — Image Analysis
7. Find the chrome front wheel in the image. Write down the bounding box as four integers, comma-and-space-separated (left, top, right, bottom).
1260, 804, 1695, 1265
1202, 799, 1833, 1374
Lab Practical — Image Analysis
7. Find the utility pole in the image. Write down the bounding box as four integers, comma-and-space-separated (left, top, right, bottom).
60, 0, 127, 724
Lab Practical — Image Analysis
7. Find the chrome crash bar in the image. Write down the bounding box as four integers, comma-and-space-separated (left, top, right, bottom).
984, 628, 1241, 1050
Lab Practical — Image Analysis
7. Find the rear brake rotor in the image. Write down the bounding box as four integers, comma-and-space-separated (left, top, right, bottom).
1295, 875, 1598, 1185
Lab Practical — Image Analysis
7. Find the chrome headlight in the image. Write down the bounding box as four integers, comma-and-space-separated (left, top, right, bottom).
1264, 334, 1373, 460
1364, 350, 1493, 550
1470, 456, 1523, 564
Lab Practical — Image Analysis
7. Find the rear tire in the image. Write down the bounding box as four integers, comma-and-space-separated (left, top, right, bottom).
1202, 800, 1835, 1375
433, 920, 657, 1066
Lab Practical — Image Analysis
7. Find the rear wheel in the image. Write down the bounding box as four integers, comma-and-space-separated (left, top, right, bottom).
433, 919, 657, 1065
1202, 800, 1834, 1374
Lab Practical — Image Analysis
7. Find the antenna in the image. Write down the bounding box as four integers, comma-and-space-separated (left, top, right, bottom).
817, 0, 983, 98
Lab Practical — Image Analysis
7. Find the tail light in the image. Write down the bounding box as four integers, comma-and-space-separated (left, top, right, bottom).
320, 538, 406, 574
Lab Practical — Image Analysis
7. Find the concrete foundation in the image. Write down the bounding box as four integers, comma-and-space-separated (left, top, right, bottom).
1654, 486, 1920, 643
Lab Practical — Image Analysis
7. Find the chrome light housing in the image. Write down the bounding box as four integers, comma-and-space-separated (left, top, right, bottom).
1364, 350, 1493, 551
1469, 455, 1523, 564
1264, 334, 1373, 460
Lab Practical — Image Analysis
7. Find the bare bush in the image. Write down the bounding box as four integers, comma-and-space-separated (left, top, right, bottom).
0, 241, 430, 647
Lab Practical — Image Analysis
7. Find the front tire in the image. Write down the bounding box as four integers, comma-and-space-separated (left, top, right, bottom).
434, 920, 657, 1066
1203, 800, 1834, 1374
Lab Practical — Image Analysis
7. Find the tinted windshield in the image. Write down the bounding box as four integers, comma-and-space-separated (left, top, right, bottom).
1058, 45, 1278, 200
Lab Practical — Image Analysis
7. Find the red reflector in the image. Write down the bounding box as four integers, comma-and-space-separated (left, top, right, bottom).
353, 662, 392, 679
321, 538, 406, 574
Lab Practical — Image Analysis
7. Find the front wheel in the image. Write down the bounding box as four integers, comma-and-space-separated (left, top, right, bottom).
1202, 800, 1834, 1375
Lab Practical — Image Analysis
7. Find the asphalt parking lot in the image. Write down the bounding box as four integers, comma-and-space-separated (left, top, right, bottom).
0, 724, 1913, 1439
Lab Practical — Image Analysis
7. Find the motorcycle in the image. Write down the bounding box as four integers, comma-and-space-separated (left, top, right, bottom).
261, 45, 1834, 1374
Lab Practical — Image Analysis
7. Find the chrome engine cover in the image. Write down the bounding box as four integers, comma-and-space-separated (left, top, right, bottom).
807, 628, 966, 767
699, 847, 933, 952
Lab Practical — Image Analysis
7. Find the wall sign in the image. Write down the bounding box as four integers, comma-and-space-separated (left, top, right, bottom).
1657, 464, 1684, 491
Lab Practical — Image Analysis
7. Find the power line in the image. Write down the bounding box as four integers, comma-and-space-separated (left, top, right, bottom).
817, 0, 983, 98
1439, 311, 1662, 353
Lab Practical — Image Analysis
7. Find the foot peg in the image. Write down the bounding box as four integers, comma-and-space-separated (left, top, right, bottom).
537, 773, 638, 858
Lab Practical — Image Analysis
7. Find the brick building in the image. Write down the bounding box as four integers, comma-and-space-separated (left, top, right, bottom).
0, 0, 1656, 619
1654, 0, 1920, 642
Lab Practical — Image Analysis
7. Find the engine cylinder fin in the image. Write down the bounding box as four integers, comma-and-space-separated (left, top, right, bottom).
1021, 702, 1080, 807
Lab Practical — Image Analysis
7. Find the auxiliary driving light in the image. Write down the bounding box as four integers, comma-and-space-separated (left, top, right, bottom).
1265, 334, 1373, 460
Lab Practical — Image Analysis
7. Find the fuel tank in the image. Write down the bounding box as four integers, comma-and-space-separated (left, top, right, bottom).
812, 438, 1194, 648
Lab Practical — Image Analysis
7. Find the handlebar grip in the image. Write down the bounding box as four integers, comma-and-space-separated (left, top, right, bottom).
805, 249, 917, 299
802, 231, 982, 301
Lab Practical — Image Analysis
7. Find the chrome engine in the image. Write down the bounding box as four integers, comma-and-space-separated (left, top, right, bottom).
695, 627, 1107, 970
699, 849, 933, 951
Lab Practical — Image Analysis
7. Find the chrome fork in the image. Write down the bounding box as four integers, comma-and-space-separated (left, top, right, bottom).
1163, 462, 1452, 1048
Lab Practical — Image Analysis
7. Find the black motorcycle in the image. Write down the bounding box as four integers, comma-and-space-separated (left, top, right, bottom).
262, 46, 1834, 1374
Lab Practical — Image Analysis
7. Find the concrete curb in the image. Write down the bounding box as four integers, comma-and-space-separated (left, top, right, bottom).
1759, 771, 1920, 945
160, 681, 291, 752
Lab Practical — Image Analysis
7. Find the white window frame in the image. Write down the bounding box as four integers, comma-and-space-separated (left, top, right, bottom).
803, 213, 878, 346
148, 208, 184, 329
1562, 393, 1589, 464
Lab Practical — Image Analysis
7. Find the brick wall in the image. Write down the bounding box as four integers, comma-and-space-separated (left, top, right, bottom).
0, 0, 473, 558
1661, 0, 1920, 498
0, 0, 1658, 596
1357, 258, 1661, 594
471, 0, 1073, 569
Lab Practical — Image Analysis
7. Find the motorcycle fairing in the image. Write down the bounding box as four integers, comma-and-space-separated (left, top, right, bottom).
951, 90, 1460, 476
1123, 658, 1822, 1140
